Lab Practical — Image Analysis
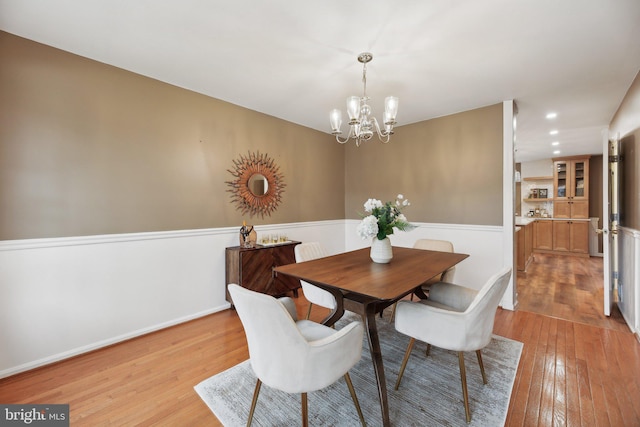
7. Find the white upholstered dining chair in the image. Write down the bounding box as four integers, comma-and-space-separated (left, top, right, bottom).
387, 238, 457, 321
227, 284, 365, 427
393, 267, 512, 423
413, 238, 456, 288
294, 242, 337, 319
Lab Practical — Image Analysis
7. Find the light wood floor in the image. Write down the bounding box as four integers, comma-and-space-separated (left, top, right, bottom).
516, 253, 630, 332
1, 256, 639, 426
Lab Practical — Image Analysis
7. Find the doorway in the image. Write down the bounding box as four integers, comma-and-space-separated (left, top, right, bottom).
513, 153, 627, 331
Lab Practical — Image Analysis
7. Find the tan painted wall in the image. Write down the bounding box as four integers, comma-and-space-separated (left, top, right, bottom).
344, 103, 504, 226
1, 31, 505, 241
0, 32, 345, 240
609, 70, 640, 230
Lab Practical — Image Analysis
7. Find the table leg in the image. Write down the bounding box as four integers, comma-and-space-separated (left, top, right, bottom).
363, 302, 391, 427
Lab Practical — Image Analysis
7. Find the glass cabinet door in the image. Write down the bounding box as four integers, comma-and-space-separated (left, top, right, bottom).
572, 160, 587, 199
554, 161, 568, 199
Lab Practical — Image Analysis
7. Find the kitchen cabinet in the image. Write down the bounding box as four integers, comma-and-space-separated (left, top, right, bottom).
550, 156, 590, 253
553, 220, 589, 254
554, 200, 589, 219
554, 156, 590, 221
517, 222, 534, 272
534, 220, 553, 250
553, 156, 589, 201
225, 241, 301, 305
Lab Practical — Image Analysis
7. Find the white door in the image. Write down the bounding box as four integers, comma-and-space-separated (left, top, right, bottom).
602, 131, 611, 316
602, 131, 620, 316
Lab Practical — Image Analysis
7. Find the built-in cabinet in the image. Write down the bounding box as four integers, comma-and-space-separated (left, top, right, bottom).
552, 220, 590, 254
522, 155, 591, 257
533, 220, 553, 250
517, 221, 534, 272
225, 242, 301, 305
553, 156, 590, 219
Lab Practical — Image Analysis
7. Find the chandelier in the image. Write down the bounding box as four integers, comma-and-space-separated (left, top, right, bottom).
329, 52, 398, 147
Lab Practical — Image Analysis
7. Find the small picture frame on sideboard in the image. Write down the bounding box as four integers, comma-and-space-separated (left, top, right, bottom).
539, 189, 548, 199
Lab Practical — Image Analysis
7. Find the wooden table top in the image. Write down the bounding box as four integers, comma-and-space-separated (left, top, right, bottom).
274, 246, 469, 301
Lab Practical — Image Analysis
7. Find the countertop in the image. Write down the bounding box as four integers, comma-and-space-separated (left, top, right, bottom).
515, 216, 591, 226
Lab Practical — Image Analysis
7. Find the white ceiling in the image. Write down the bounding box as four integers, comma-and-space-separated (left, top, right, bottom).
1, 0, 639, 162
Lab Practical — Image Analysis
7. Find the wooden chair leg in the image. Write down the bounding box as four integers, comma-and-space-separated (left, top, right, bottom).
344, 373, 366, 426
395, 337, 416, 390
476, 349, 488, 384
426, 343, 431, 357
247, 379, 262, 427
458, 352, 471, 423
301, 393, 308, 427
305, 303, 313, 320
389, 302, 397, 322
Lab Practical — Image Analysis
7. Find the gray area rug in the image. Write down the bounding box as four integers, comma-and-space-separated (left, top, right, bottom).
195, 313, 523, 426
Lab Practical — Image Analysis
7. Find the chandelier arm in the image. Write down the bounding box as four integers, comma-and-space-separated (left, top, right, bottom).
335, 125, 356, 144
372, 118, 392, 143
335, 133, 350, 144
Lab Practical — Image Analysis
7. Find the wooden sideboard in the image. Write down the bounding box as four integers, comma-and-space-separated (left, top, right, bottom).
225, 241, 301, 305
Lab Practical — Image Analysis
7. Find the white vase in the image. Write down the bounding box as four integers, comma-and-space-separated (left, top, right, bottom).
370, 237, 393, 263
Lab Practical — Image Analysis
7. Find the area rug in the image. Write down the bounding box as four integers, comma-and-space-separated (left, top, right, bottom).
195, 313, 523, 426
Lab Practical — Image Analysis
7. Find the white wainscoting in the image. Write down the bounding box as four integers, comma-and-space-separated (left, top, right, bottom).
0, 220, 507, 378
619, 226, 640, 335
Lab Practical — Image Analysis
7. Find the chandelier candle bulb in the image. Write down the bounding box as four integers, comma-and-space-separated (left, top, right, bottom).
330, 109, 342, 134
384, 96, 398, 123
347, 96, 361, 123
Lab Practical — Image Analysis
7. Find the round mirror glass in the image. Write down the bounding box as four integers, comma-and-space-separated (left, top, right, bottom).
248, 173, 268, 196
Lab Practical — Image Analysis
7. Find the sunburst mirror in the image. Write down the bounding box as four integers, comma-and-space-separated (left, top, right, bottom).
226, 151, 286, 218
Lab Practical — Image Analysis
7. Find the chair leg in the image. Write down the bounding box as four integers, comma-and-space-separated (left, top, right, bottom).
344, 373, 366, 426
458, 352, 471, 423
394, 337, 416, 390
246, 379, 262, 427
305, 303, 313, 320
301, 393, 308, 427
476, 350, 488, 384
426, 343, 431, 357
389, 302, 397, 322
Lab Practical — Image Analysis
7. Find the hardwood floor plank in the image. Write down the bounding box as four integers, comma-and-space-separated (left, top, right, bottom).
523, 315, 549, 426
564, 322, 581, 427
538, 316, 558, 427
552, 320, 567, 427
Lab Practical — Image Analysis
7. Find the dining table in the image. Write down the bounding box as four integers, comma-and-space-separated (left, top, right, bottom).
273, 246, 469, 427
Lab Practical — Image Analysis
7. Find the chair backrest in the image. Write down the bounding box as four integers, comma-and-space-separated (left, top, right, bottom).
228, 284, 309, 388
413, 238, 454, 253
463, 267, 512, 350
413, 239, 456, 282
295, 241, 329, 263
294, 242, 337, 309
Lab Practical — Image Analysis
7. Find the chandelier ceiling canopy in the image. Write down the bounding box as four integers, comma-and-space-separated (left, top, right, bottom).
329, 52, 398, 147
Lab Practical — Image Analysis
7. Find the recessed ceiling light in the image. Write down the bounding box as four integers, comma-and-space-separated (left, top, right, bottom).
551, 141, 560, 146
553, 150, 561, 154
546, 112, 557, 119
549, 130, 559, 135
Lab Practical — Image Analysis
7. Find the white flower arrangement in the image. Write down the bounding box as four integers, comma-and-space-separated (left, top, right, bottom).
356, 194, 416, 240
